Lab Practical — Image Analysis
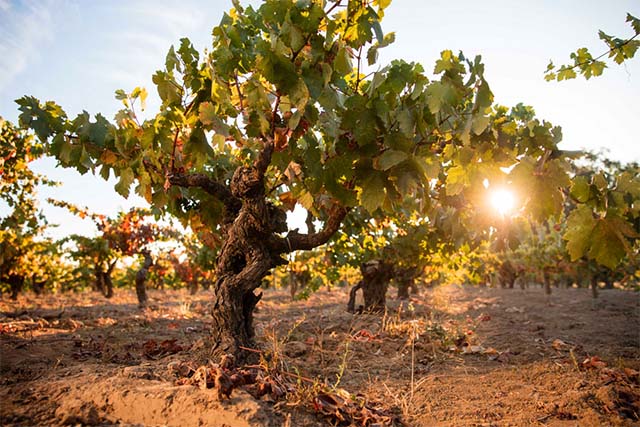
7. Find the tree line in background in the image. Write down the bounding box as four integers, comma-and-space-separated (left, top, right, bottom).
1, 0, 638, 362
2, 110, 638, 309
0, 120, 218, 303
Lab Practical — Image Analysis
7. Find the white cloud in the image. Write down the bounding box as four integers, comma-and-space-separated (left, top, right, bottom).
0, 0, 56, 94
74, 1, 217, 106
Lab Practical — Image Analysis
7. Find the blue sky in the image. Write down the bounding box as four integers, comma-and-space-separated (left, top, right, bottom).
0, 0, 638, 239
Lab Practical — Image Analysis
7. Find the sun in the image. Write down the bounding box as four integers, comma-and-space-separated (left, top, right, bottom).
490, 189, 516, 217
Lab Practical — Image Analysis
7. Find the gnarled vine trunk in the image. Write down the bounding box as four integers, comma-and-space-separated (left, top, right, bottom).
102, 261, 117, 299
347, 260, 394, 313
289, 270, 311, 301
396, 266, 419, 300
94, 262, 116, 298
103, 272, 114, 298
32, 278, 46, 295
171, 140, 347, 362
135, 251, 153, 307
188, 275, 199, 295
498, 260, 517, 289
94, 265, 105, 294
410, 281, 419, 295
9, 274, 24, 300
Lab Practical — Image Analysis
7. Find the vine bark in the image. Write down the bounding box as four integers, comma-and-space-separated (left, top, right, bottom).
171, 139, 347, 361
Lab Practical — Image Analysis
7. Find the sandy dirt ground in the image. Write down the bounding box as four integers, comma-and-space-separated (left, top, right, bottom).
1, 284, 638, 426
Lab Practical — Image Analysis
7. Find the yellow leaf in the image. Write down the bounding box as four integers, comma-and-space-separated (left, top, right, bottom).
99, 150, 118, 165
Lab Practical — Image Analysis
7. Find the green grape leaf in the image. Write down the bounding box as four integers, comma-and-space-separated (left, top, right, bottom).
564, 205, 596, 262
165, 46, 180, 72
397, 108, 414, 136
471, 114, 490, 135
360, 173, 386, 213
593, 172, 607, 190
434, 50, 454, 74
376, 150, 407, 171
114, 168, 135, 198
627, 13, 640, 34
426, 81, 453, 114
587, 220, 626, 269
152, 71, 181, 104
99, 164, 111, 180
334, 47, 352, 75
446, 165, 468, 196
367, 46, 378, 66
570, 175, 591, 203
199, 102, 217, 125
184, 127, 213, 169
114, 89, 128, 101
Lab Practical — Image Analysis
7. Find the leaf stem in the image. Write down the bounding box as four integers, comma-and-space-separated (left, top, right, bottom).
234, 72, 245, 112
355, 46, 363, 93
170, 128, 180, 173
551, 32, 640, 75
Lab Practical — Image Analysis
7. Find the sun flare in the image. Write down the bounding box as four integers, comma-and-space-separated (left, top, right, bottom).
490, 189, 515, 217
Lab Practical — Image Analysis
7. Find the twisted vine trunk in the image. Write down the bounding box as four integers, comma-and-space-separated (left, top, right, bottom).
498, 260, 517, 289
135, 251, 153, 307
396, 267, 418, 300
94, 265, 105, 294
32, 278, 46, 295
347, 260, 394, 313
171, 140, 347, 362
209, 158, 288, 359
96, 261, 117, 298
289, 270, 310, 301
103, 273, 114, 298
188, 274, 199, 295
9, 274, 24, 300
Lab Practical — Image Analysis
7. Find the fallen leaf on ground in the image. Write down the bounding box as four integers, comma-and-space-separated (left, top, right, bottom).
462, 345, 485, 354
313, 389, 394, 426
552, 339, 570, 351
142, 339, 183, 359
483, 347, 499, 355
167, 361, 195, 378
582, 356, 607, 370
351, 329, 381, 342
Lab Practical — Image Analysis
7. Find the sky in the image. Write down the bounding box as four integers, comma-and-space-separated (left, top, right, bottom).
0, 0, 638, 240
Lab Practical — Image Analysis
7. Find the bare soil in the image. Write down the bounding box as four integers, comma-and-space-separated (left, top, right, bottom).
1, 284, 638, 426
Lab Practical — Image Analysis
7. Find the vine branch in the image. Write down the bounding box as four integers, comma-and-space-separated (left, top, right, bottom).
234, 72, 245, 112
170, 128, 180, 173
281, 205, 349, 252
169, 172, 241, 213
552, 32, 639, 75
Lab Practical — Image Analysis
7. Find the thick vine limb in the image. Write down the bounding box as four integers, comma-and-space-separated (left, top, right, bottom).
281, 205, 348, 252
255, 137, 274, 177
346, 281, 363, 313
305, 210, 316, 234
169, 173, 241, 212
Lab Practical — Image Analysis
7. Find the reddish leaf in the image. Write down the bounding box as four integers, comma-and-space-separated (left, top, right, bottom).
582, 356, 607, 370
